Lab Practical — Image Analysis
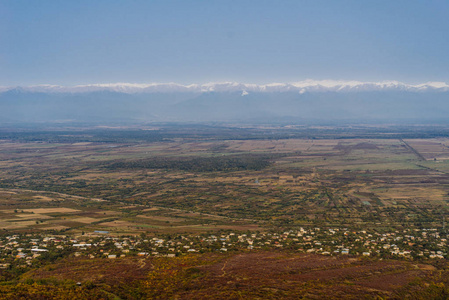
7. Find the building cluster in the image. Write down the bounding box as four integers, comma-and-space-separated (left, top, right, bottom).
0, 227, 447, 269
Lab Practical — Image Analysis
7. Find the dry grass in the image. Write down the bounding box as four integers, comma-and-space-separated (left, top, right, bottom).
23, 208, 81, 214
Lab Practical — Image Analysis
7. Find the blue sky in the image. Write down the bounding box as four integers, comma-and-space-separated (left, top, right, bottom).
1, 0, 449, 85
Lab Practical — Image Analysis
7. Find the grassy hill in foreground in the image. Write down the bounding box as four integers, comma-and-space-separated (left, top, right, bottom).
1, 251, 448, 299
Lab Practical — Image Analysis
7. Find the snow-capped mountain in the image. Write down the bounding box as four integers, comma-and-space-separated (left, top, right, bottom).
1, 80, 449, 125
1, 80, 449, 94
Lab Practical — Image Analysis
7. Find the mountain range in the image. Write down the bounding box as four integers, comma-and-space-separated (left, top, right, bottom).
1, 81, 449, 125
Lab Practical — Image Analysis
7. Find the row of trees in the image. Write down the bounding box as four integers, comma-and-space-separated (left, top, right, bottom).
106, 154, 277, 172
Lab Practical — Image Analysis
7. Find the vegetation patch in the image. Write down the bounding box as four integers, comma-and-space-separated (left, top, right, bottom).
105, 154, 283, 172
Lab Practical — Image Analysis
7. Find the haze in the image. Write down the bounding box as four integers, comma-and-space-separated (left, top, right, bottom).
1, 0, 449, 86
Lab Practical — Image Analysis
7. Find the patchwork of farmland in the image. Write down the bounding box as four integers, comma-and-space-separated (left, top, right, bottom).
2, 128, 449, 299
1, 137, 449, 234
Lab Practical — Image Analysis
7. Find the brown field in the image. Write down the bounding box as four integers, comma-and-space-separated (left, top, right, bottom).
15, 213, 52, 219
17, 251, 443, 299
23, 208, 81, 214
69, 217, 98, 224
404, 138, 449, 160
0, 137, 449, 234
32, 195, 54, 201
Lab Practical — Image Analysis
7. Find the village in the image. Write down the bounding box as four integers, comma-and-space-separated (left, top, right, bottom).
0, 226, 447, 270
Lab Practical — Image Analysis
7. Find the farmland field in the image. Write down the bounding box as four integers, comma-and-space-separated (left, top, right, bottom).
1, 132, 449, 234
1, 126, 449, 298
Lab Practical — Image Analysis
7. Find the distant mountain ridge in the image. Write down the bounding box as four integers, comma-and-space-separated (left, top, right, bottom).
1, 81, 449, 125
1, 80, 449, 94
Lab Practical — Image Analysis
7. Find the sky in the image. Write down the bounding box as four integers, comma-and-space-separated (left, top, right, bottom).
1, 0, 449, 86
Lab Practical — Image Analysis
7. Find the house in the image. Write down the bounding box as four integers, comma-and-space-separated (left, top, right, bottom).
31, 248, 48, 252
